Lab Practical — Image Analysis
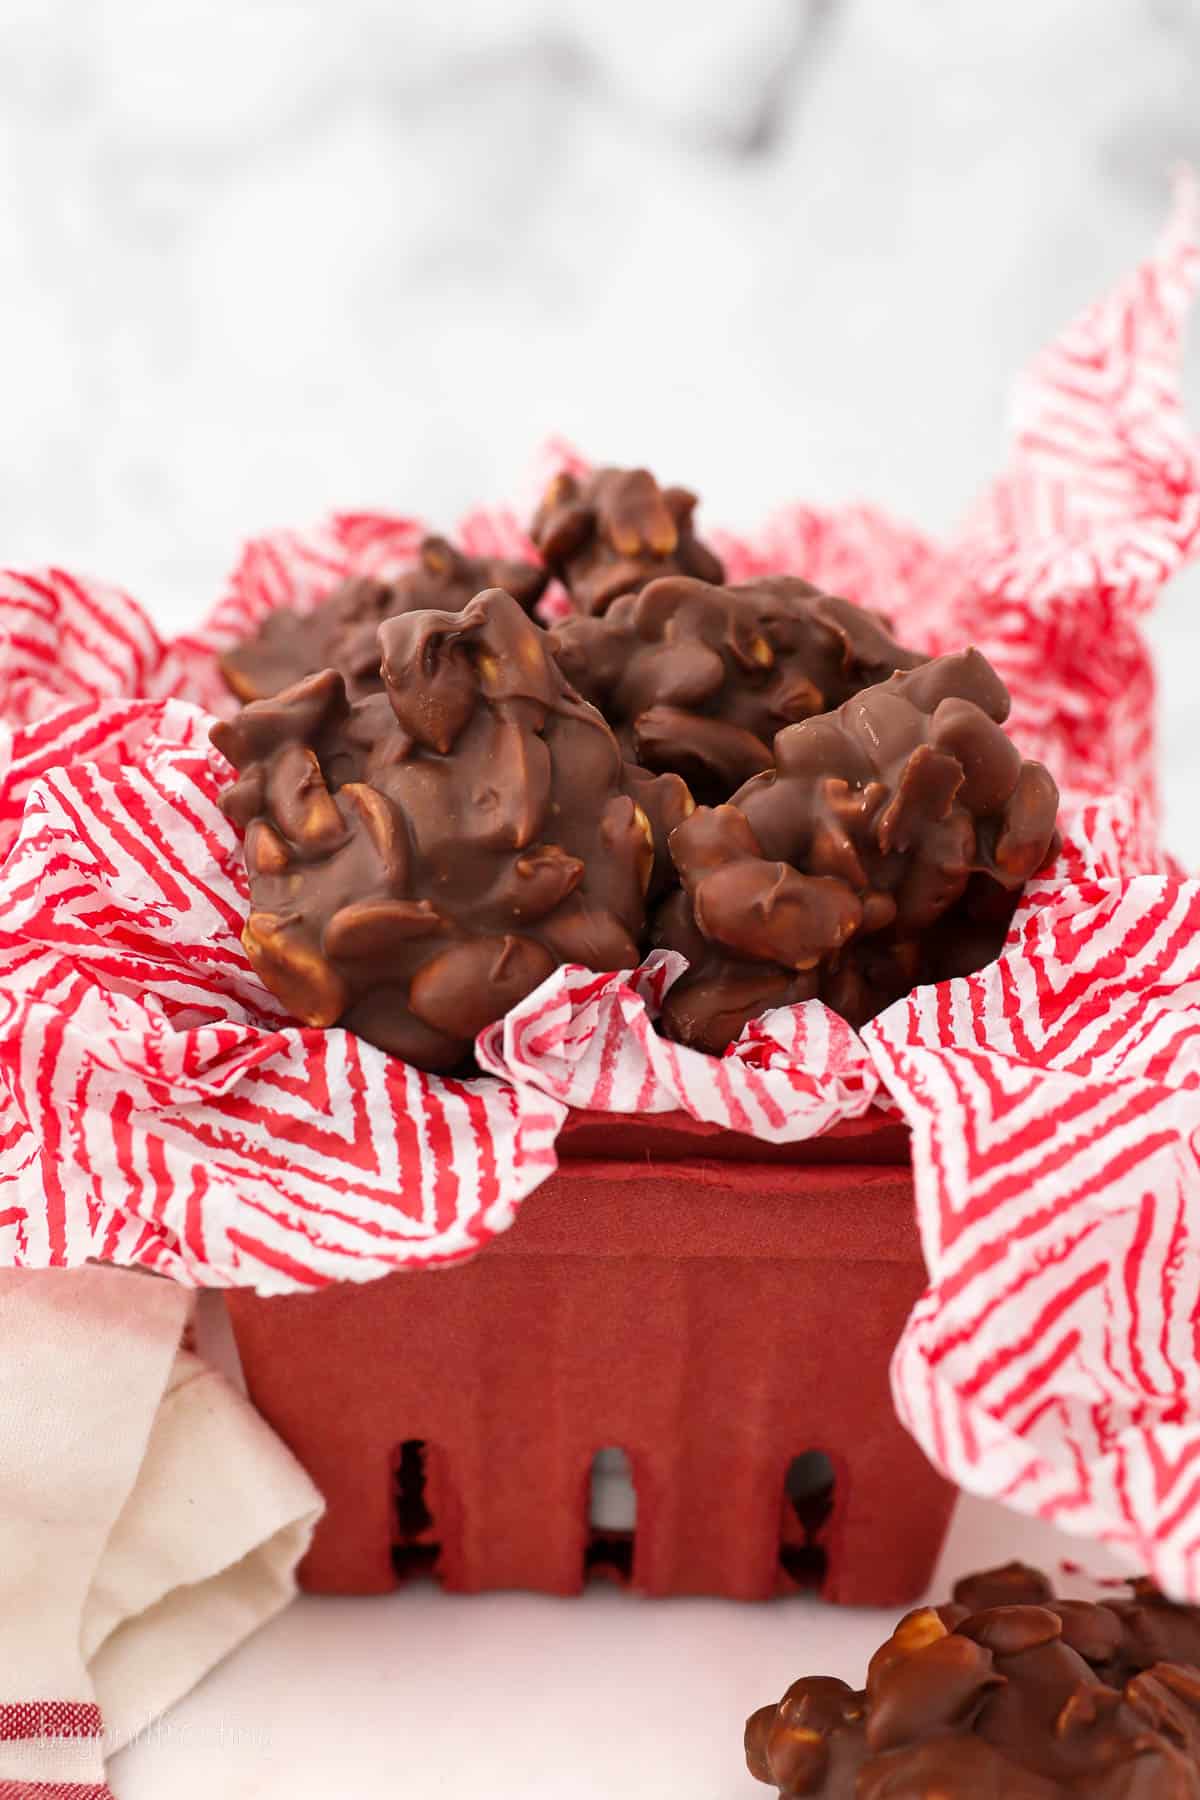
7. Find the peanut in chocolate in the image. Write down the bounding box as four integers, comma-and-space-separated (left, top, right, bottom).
531, 464, 724, 616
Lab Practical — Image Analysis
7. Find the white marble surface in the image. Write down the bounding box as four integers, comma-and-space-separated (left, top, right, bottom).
1, 4, 1199, 1794
1, 0, 1198, 847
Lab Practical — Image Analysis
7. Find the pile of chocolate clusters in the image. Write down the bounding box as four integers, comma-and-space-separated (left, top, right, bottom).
213, 466, 1059, 1070
746, 1562, 1200, 1797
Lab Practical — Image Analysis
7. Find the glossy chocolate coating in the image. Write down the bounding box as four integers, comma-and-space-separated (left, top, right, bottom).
531, 465, 724, 616
745, 1565, 1200, 1797
551, 575, 925, 806
219, 536, 548, 703
657, 650, 1059, 1051
212, 587, 691, 1070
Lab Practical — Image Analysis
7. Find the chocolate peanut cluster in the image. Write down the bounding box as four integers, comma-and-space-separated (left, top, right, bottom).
215, 462, 1061, 1063
531, 465, 725, 616
656, 649, 1059, 1051
745, 1562, 1200, 1797
550, 575, 925, 806
211, 587, 690, 1070
219, 536, 548, 704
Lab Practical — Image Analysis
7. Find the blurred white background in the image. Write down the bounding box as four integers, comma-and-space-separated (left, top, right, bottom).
1, 4, 1198, 1794
1, 0, 1198, 853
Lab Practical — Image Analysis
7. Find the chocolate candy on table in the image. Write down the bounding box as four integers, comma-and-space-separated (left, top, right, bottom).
656, 649, 1059, 1052
530, 465, 725, 616
218, 536, 548, 704
745, 1563, 1200, 1797
211, 587, 691, 1072
551, 574, 925, 806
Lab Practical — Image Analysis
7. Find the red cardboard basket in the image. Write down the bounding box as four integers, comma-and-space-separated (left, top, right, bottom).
226, 1110, 954, 1606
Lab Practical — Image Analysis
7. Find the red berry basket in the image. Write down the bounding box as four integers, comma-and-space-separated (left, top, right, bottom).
226, 1110, 952, 1604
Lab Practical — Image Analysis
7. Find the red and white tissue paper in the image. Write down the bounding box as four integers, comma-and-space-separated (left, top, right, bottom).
1, 186, 1199, 1594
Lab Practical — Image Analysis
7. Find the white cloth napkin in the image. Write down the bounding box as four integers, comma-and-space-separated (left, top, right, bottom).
0, 1266, 322, 1796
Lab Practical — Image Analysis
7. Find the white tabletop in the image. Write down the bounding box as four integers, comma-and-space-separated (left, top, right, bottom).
108, 1492, 1133, 1799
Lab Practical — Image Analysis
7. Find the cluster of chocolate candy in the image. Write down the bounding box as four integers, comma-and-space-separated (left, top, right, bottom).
549, 575, 925, 805
216, 465, 1059, 1068
656, 648, 1058, 1048
531, 465, 725, 616
745, 1562, 1200, 1797
212, 588, 690, 1071
220, 536, 548, 704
